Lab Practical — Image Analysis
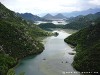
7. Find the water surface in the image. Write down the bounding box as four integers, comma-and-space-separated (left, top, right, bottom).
34, 21, 68, 25
15, 30, 80, 75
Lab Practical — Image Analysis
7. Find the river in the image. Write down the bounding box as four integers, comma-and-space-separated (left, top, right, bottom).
15, 30, 80, 75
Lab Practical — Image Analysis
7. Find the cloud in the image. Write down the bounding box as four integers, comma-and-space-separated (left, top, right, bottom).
0, 0, 100, 15
89, 0, 100, 5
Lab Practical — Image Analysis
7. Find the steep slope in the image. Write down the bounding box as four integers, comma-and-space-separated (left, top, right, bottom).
64, 19, 100, 74
0, 2, 50, 75
64, 12, 100, 30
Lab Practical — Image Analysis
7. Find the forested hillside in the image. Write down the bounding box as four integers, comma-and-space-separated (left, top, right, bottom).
64, 18, 100, 74
0, 2, 50, 75
64, 12, 100, 30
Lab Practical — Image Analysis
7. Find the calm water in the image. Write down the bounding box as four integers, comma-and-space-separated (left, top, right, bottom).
15, 30, 80, 75
34, 21, 68, 25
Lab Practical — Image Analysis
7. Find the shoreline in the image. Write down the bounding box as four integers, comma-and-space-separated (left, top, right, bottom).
7, 52, 43, 75
7, 35, 49, 75
14, 30, 78, 74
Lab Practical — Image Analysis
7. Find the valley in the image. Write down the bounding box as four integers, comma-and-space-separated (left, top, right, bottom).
15, 30, 80, 75
0, 1, 100, 75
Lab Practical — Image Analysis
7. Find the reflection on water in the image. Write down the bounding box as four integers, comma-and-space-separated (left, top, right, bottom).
15, 30, 80, 75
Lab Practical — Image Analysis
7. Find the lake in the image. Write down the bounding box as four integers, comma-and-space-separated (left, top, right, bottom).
34, 20, 68, 25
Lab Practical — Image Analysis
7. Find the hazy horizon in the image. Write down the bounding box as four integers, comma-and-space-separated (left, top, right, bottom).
0, 0, 100, 16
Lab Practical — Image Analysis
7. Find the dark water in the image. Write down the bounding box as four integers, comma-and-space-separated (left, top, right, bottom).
15, 30, 80, 75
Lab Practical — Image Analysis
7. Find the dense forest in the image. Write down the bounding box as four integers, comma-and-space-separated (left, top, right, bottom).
0, 3, 51, 75
38, 23, 57, 30
38, 23, 63, 30
64, 18, 100, 75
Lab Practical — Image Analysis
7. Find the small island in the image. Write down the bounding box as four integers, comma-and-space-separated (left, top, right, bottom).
53, 32, 59, 36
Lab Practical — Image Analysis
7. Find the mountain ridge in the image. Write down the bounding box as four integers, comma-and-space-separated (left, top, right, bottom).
18, 13, 47, 21
63, 8, 100, 17
40, 8, 100, 18
43, 13, 66, 20
64, 12, 100, 30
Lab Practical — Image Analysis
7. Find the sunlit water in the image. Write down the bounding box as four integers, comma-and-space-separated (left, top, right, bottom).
15, 30, 80, 75
34, 21, 68, 25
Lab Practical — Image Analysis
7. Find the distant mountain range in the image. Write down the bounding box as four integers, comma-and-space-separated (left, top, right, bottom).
18, 13, 47, 21
18, 8, 100, 21
43, 14, 54, 20
62, 8, 100, 17
39, 12, 100, 30
64, 12, 100, 30
43, 13, 66, 20
40, 8, 100, 18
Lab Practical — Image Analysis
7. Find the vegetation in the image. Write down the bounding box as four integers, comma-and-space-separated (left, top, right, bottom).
39, 23, 57, 28
0, 2, 50, 75
64, 12, 100, 30
53, 32, 59, 36
64, 19, 100, 75
7, 69, 25, 75
17, 13, 47, 21
38, 23, 63, 30
38, 12, 100, 31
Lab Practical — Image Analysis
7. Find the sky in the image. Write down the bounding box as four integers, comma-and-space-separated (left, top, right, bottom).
0, 0, 100, 16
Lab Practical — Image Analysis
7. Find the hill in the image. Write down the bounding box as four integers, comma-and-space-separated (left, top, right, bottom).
64, 18, 100, 74
64, 12, 100, 30
18, 13, 47, 21
0, 2, 50, 75
38, 23, 64, 31
39, 12, 100, 30
43, 13, 54, 20
54, 13, 66, 19
39, 23, 57, 29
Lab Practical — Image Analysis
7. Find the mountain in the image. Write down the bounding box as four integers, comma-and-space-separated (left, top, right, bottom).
18, 13, 47, 21
43, 13, 54, 20
0, 2, 50, 75
63, 8, 100, 17
64, 19, 100, 74
54, 13, 66, 19
39, 12, 100, 30
64, 12, 100, 30
43, 13, 66, 20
